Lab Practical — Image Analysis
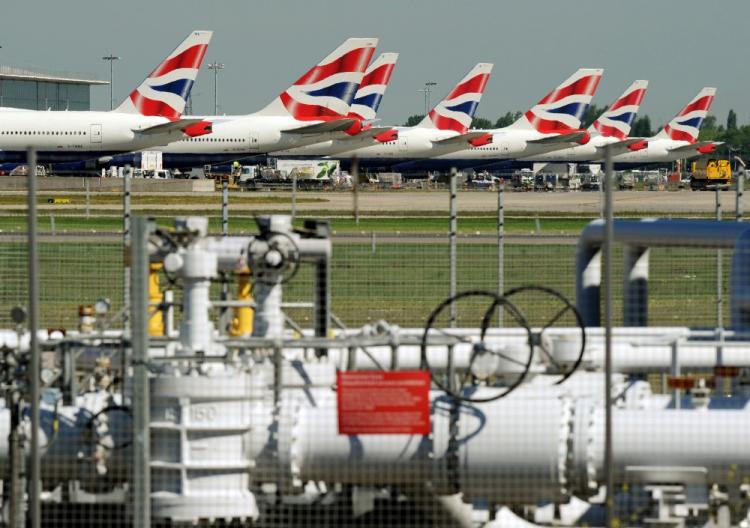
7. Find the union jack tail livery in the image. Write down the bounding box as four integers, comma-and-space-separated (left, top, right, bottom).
417, 63, 493, 134
257, 38, 378, 120
654, 87, 716, 143
114, 30, 212, 120
591, 80, 648, 140
510, 68, 603, 133
347, 53, 399, 121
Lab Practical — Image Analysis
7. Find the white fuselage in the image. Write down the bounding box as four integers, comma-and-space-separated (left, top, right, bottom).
425, 128, 580, 162
0, 110, 188, 163
518, 135, 618, 162
157, 114, 351, 157
611, 138, 696, 163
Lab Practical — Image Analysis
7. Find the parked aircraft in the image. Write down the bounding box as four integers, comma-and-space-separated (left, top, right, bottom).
0, 30, 213, 164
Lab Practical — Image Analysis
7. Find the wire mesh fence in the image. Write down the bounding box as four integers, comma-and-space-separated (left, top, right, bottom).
0, 182, 749, 527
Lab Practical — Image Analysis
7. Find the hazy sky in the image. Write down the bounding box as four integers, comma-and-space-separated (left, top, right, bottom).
4, 0, 748, 128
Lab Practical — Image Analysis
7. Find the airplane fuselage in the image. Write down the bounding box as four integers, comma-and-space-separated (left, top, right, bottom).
0, 110, 191, 163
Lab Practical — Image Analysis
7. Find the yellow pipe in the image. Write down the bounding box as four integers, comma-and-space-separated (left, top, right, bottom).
148, 263, 164, 337
229, 268, 254, 336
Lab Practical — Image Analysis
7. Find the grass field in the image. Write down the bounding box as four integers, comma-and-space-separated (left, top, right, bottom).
0, 238, 728, 331
0, 214, 593, 235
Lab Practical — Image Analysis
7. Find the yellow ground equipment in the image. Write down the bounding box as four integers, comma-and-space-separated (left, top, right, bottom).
690, 158, 732, 190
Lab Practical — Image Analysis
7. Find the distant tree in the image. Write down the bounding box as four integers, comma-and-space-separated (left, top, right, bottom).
581, 104, 604, 129
403, 114, 424, 127
698, 114, 724, 142
494, 111, 522, 128
631, 115, 653, 137
471, 117, 492, 129
727, 109, 738, 131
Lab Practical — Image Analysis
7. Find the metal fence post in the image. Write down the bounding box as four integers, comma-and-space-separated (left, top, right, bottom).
131, 216, 152, 528
85, 176, 91, 220
603, 145, 615, 528
27, 148, 41, 528
291, 173, 297, 220
123, 165, 132, 332
497, 182, 505, 326
737, 166, 744, 222
716, 186, 723, 330
449, 168, 458, 327
352, 157, 360, 226
222, 179, 229, 236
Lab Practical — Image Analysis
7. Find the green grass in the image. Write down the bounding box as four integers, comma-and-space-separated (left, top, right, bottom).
0, 214, 607, 235
0, 240, 729, 331
0, 193, 326, 206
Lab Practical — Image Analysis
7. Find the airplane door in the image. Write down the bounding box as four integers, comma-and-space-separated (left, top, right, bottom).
248, 132, 260, 152
399, 137, 408, 152
90, 124, 102, 144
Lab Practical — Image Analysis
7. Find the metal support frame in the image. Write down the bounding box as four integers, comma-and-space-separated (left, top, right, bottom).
449, 168, 457, 328
576, 220, 750, 327
219, 181, 231, 331
27, 148, 40, 528
623, 245, 649, 326
314, 257, 331, 349
131, 217, 152, 528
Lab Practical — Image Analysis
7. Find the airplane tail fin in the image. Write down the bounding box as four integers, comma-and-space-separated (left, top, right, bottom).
347, 52, 399, 121
113, 30, 212, 119
653, 87, 716, 143
415, 62, 493, 134
591, 80, 649, 139
509, 68, 603, 132
255, 37, 378, 120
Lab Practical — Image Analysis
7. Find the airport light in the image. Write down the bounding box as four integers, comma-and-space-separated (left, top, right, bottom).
207, 61, 225, 115
417, 81, 437, 116
102, 54, 120, 110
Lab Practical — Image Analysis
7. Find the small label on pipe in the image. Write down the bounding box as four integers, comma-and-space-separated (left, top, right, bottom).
336, 371, 431, 435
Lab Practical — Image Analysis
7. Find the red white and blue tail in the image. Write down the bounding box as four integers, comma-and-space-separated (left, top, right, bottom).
591, 80, 649, 140
654, 87, 716, 143
256, 38, 377, 120
510, 68, 603, 132
114, 30, 212, 120
416, 63, 493, 134
347, 53, 398, 121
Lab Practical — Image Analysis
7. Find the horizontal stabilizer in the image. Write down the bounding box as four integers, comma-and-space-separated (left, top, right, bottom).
133, 118, 205, 136
595, 138, 647, 155
431, 131, 492, 146
667, 140, 722, 155
282, 119, 358, 135
527, 131, 587, 145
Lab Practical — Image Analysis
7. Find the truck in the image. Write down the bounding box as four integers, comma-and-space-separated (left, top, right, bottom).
690, 158, 732, 190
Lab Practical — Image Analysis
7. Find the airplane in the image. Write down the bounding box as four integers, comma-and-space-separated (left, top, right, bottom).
0, 30, 213, 164
517, 80, 650, 163
609, 87, 718, 164
295, 62, 495, 168
107, 37, 378, 168
271, 51, 400, 157
369, 68, 604, 172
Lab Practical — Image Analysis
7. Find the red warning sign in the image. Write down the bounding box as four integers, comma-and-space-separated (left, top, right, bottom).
337, 370, 431, 435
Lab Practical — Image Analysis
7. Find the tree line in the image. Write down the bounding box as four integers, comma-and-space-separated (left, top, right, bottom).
402, 107, 748, 155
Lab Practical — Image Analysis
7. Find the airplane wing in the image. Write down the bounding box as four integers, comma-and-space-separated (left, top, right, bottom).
527, 131, 587, 145
595, 138, 647, 156
431, 131, 492, 146
667, 140, 723, 155
282, 119, 358, 135
133, 118, 206, 136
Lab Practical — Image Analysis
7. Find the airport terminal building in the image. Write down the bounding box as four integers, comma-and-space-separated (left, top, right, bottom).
0, 65, 107, 111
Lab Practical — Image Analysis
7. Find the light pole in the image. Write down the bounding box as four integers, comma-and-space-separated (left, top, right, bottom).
417, 81, 437, 116
207, 61, 224, 115
102, 54, 120, 110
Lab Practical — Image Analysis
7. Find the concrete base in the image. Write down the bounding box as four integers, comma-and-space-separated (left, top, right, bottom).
0, 176, 214, 192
